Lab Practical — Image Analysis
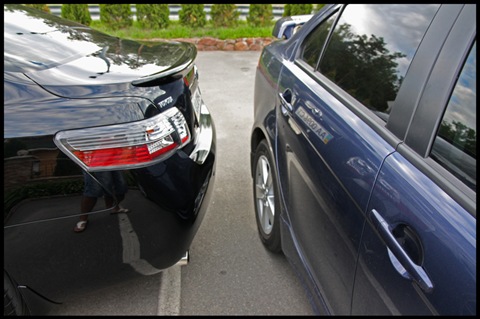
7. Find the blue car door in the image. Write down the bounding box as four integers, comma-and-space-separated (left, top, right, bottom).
355, 151, 476, 315
274, 55, 395, 315
273, 3, 446, 314
352, 12, 476, 315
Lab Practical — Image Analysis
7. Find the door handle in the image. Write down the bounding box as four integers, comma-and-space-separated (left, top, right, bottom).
279, 88, 294, 115
368, 209, 434, 293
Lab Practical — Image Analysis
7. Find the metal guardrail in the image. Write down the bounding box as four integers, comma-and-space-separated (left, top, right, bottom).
47, 4, 285, 21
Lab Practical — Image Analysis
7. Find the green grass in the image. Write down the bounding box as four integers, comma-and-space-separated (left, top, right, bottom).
90, 20, 276, 40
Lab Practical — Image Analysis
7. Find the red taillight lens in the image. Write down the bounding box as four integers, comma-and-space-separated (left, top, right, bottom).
54, 107, 190, 171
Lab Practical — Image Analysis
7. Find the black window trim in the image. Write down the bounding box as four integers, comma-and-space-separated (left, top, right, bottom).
313, 5, 344, 72
404, 4, 476, 158
386, 4, 464, 141
290, 4, 342, 63
400, 4, 476, 215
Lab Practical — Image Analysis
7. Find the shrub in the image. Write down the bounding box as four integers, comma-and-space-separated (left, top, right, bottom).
313, 4, 326, 13
178, 4, 206, 28
61, 4, 92, 26
99, 4, 133, 30
247, 4, 274, 27
210, 4, 240, 28
283, 4, 314, 16
23, 4, 50, 13
136, 4, 170, 29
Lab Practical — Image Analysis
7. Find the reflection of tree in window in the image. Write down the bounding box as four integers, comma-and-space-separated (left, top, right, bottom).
300, 12, 338, 68
438, 42, 476, 160
432, 42, 476, 191
320, 23, 405, 113
438, 121, 476, 159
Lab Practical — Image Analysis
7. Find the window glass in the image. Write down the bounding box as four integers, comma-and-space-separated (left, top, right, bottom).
300, 12, 338, 69
318, 4, 439, 117
431, 42, 476, 192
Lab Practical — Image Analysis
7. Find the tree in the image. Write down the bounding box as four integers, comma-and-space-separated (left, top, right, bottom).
61, 4, 92, 26
321, 23, 406, 112
99, 4, 133, 30
210, 4, 240, 28
438, 121, 477, 158
178, 4, 206, 28
283, 4, 313, 16
247, 4, 274, 27
136, 4, 170, 29
313, 4, 326, 13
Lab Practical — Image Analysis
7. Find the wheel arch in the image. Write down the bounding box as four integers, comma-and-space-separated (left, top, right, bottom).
250, 127, 268, 178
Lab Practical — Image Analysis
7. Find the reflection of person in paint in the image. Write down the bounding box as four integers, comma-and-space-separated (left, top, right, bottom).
74, 171, 129, 233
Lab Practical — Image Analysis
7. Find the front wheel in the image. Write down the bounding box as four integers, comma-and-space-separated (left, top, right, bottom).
253, 140, 282, 253
4, 270, 30, 316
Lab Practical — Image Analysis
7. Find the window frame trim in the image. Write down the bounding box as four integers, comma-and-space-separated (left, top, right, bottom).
400, 4, 477, 213
404, 4, 476, 158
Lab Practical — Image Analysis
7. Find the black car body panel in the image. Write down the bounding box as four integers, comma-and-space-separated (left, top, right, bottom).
4, 4, 215, 314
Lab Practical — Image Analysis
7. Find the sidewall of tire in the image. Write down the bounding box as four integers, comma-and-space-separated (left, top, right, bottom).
253, 140, 282, 253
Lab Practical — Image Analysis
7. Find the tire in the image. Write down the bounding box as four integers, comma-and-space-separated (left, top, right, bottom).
253, 140, 282, 253
4, 271, 30, 316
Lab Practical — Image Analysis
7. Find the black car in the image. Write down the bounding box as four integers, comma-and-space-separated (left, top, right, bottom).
251, 4, 475, 315
4, 4, 215, 315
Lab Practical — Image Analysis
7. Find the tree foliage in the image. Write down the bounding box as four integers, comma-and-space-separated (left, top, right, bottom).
247, 4, 274, 27
61, 4, 92, 26
136, 4, 170, 29
283, 4, 313, 16
321, 23, 406, 112
313, 4, 326, 13
99, 4, 133, 30
178, 4, 207, 28
438, 121, 476, 158
210, 4, 240, 28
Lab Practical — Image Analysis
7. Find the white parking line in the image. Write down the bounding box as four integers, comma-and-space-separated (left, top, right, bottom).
116, 213, 182, 315
117, 213, 162, 275
157, 266, 182, 315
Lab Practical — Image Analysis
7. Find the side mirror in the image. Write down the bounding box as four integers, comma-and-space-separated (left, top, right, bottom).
272, 14, 314, 39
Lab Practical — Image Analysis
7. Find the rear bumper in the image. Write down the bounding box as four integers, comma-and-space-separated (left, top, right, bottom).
4, 103, 216, 305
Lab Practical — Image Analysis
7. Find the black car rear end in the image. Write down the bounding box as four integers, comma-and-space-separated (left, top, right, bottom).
4, 4, 215, 314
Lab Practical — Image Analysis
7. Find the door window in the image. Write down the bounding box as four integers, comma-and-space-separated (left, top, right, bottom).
431, 41, 476, 192
300, 11, 338, 69
315, 4, 440, 119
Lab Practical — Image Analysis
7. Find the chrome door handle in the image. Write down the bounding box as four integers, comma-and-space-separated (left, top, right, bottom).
368, 209, 434, 293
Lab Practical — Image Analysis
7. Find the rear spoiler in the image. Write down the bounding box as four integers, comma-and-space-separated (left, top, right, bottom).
132, 42, 197, 87
272, 14, 314, 39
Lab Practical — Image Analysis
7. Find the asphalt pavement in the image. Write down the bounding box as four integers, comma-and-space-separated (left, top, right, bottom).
48, 50, 315, 316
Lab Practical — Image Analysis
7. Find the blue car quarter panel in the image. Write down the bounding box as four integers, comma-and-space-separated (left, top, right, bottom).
274, 58, 395, 314
355, 152, 476, 315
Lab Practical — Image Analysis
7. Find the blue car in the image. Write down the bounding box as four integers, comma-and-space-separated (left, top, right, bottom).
250, 4, 475, 315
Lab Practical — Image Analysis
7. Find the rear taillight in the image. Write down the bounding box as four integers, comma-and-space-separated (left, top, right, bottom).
54, 107, 190, 171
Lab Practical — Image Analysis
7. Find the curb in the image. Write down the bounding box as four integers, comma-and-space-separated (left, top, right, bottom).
142, 37, 276, 51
